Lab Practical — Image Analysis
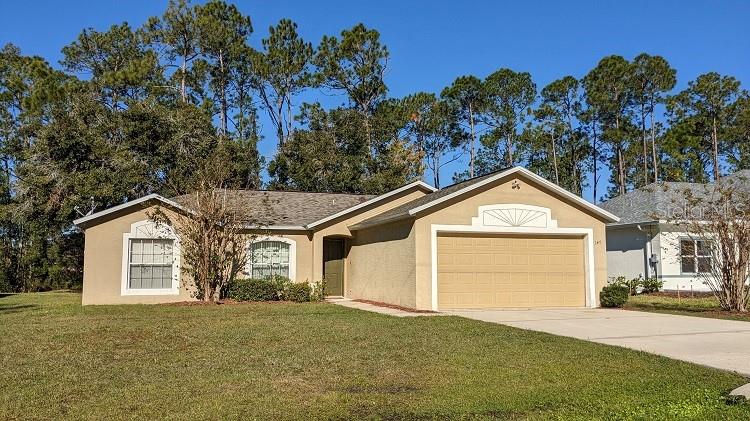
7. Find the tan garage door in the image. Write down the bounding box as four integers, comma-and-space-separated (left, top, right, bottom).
437, 233, 585, 309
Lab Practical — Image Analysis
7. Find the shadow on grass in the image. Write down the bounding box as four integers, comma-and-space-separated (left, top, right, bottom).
0, 303, 37, 314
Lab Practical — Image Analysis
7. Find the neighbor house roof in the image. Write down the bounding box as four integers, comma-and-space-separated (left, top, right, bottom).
599, 170, 750, 226
350, 166, 620, 229
73, 180, 435, 230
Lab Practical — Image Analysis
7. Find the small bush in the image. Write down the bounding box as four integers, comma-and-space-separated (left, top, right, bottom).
285, 282, 312, 302
641, 277, 664, 294
600, 284, 630, 308
610, 275, 644, 295
267, 274, 293, 300
310, 279, 326, 302
226, 278, 278, 301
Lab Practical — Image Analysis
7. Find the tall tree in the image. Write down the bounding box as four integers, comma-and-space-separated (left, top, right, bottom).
441, 75, 484, 178
403, 94, 463, 188
583, 55, 633, 196
145, 0, 200, 103
631, 54, 676, 185
194, 0, 252, 136
538, 76, 587, 194
315, 23, 389, 148
253, 19, 314, 146
668, 72, 741, 180
480, 68, 536, 168
61, 23, 163, 109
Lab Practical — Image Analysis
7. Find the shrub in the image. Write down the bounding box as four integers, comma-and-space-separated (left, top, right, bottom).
285, 282, 312, 302
610, 275, 643, 295
310, 279, 326, 302
226, 278, 278, 301
600, 284, 630, 308
641, 277, 664, 294
267, 274, 293, 300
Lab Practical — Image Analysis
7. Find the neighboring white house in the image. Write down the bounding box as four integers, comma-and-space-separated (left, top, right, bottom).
600, 170, 750, 292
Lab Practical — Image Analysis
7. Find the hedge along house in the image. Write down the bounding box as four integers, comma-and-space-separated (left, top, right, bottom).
74, 167, 618, 310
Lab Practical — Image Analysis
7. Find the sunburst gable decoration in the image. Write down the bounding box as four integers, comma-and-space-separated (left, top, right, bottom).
471, 204, 557, 228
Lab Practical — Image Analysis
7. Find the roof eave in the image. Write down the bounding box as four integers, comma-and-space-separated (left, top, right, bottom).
305, 180, 435, 229
406, 166, 620, 223
73, 194, 189, 229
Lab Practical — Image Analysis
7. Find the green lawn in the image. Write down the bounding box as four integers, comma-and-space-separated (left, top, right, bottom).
625, 294, 750, 322
1, 293, 749, 420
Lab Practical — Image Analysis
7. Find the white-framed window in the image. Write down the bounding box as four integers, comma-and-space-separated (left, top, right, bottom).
121, 220, 181, 295
680, 238, 712, 274
246, 237, 296, 280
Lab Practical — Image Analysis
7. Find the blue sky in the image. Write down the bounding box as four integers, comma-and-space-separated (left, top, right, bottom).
1, 1, 748, 200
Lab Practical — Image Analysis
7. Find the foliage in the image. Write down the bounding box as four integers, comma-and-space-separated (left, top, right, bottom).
149, 158, 252, 302
600, 283, 630, 307
641, 277, 664, 293
285, 282, 312, 302
610, 275, 642, 295
225, 277, 278, 301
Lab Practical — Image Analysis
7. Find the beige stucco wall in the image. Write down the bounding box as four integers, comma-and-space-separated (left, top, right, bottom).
81, 205, 315, 305
81, 207, 195, 305
80, 186, 430, 305
310, 189, 427, 283
347, 219, 417, 308
412, 173, 609, 310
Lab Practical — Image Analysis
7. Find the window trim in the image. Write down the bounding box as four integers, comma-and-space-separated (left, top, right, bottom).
679, 237, 712, 275
246, 236, 296, 281
121, 220, 181, 296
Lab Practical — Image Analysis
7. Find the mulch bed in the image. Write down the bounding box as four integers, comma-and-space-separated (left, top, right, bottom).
352, 299, 437, 314
164, 299, 295, 306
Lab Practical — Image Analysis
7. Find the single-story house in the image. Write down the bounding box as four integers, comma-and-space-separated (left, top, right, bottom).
74, 166, 619, 310
599, 170, 750, 291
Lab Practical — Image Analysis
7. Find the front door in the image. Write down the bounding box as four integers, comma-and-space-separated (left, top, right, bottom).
323, 238, 345, 296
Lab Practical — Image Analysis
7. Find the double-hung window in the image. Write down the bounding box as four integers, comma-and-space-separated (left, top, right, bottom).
680, 239, 712, 274
248, 240, 292, 279
128, 238, 175, 289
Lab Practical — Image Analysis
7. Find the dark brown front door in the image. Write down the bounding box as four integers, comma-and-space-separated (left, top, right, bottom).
323, 238, 345, 296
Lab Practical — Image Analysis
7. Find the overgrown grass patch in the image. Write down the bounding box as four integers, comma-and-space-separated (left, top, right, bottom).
1, 292, 749, 419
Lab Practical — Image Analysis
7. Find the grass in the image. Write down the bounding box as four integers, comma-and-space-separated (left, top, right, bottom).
2, 293, 750, 420
625, 294, 750, 322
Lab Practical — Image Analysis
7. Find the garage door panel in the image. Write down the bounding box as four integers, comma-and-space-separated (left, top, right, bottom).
437, 234, 585, 309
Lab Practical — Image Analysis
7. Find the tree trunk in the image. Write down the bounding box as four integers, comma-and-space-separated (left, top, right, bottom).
592, 123, 599, 204
650, 107, 658, 183
712, 116, 720, 180
180, 52, 187, 103
469, 102, 476, 178
507, 132, 514, 167
551, 128, 559, 185
641, 105, 649, 186
218, 50, 228, 137
615, 116, 625, 195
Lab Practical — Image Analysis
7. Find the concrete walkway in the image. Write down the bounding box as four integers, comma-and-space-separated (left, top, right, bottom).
447, 308, 750, 376
327, 297, 440, 317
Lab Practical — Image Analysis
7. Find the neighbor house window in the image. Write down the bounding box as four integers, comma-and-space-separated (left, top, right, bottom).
680, 239, 712, 274
129, 239, 175, 289
248, 238, 295, 280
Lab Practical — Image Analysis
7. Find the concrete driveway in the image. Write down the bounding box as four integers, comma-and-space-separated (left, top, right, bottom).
447, 308, 750, 376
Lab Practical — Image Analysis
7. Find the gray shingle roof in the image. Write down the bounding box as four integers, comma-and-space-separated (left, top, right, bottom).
171, 190, 375, 227
600, 170, 750, 225
351, 168, 512, 228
